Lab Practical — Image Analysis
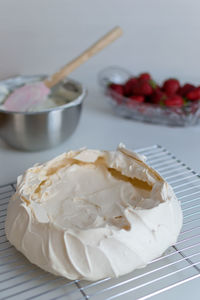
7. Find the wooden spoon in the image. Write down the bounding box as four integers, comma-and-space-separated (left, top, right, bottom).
4, 26, 123, 112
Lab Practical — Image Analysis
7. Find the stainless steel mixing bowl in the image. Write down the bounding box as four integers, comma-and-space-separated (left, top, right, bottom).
0, 75, 87, 151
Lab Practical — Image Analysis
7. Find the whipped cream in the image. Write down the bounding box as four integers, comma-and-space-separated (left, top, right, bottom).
5, 145, 183, 281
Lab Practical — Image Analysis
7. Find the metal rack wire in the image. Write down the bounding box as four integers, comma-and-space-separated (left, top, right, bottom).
0, 145, 200, 300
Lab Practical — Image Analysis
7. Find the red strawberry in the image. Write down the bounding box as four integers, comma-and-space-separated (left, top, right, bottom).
178, 83, 195, 97
109, 83, 124, 95
140, 80, 153, 95
165, 95, 184, 107
139, 73, 151, 81
163, 79, 180, 96
109, 83, 124, 104
186, 87, 200, 101
150, 88, 166, 104
133, 79, 153, 96
129, 95, 144, 103
123, 78, 137, 96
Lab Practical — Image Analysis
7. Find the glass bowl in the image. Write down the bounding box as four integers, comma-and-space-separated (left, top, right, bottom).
98, 66, 200, 126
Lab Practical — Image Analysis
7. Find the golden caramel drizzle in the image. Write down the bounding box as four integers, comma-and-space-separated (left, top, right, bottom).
123, 224, 131, 231
108, 168, 152, 191
34, 180, 46, 194
21, 196, 30, 206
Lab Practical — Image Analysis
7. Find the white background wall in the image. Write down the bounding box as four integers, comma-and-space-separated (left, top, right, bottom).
1, 0, 200, 85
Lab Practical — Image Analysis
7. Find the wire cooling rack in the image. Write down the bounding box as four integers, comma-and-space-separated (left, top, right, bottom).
0, 145, 200, 300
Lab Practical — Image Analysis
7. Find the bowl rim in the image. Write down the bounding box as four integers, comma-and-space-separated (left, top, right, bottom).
0, 75, 87, 115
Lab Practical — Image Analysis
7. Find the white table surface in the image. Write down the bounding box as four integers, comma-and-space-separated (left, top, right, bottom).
0, 0, 200, 298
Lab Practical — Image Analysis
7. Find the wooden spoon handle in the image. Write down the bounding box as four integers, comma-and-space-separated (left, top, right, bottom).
44, 26, 123, 88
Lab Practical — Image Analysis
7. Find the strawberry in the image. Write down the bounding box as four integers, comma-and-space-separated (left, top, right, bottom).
178, 83, 195, 97
186, 87, 200, 101
163, 79, 180, 96
164, 95, 184, 107
108, 83, 124, 104
150, 88, 166, 104
139, 73, 151, 81
129, 95, 144, 103
123, 78, 137, 96
133, 79, 153, 96
140, 80, 153, 95
109, 83, 124, 95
